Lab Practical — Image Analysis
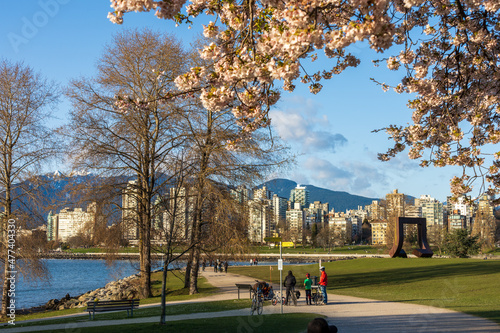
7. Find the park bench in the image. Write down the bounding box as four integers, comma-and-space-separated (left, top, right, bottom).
235, 283, 253, 299
86, 299, 140, 320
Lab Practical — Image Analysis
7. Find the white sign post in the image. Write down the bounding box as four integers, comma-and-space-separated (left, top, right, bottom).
279, 242, 283, 314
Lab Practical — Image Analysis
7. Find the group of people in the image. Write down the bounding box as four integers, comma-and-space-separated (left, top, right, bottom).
201, 259, 228, 273
284, 266, 328, 306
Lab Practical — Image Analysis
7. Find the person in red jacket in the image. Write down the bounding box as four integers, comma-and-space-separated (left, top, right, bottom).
319, 266, 328, 305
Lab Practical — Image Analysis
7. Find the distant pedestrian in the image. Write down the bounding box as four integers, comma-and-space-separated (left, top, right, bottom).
202, 260, 206, 272
304, 273, 312, 305
284, 270, 297, 306
254, 258, 258, 265
224, 261, 228, 273
250, 258, 254, 265
214, 262, 218, 273
319, 266, 328, 305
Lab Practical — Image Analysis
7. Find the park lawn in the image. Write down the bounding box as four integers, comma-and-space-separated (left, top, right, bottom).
47, 313, 320, 333
5, 270, 216, 324
4, 300, 252, 329
230, 257, 500, 324
252, 245, 384, 254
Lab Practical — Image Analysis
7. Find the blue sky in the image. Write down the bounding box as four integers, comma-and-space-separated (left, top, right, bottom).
1, 1, 469, 202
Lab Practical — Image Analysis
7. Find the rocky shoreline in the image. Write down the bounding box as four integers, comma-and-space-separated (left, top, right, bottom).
19, 273, 142, 315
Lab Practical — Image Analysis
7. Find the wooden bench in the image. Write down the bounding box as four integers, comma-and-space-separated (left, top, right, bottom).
86, 299, 140, 320
235, 283, 254, 299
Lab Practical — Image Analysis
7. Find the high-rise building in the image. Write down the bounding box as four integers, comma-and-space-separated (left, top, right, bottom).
448, 210, 467, 230
272, 194, 288, 224
415, 195, 444, 228
163, 186, 195, 241
47, 211, 57, 242
386, 189, 405, 218
122, 180, 139, 240
472, 194, 496, 247
248, 198, 273, 243
54, 203, 96, 242
286, 202, 305, 243
328, 215, 352, 245
231, 185, 252, 203
366, 200, 386, 220
254, 186, 273, 200
290, 185, 310, 209
371, 220, 388, 245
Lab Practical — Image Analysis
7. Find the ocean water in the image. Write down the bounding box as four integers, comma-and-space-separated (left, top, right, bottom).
16, 259, 143, 310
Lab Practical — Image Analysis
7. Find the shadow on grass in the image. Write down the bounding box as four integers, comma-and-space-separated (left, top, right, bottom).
334, 260, 500, 290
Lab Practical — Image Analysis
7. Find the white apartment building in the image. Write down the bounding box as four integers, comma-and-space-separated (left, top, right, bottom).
254, 186, 273, 200
52, 203, 96, 242
231, 185, 253, 204
328, 215, 352, 245
290, 185, 310, 209
286, 202, 305, 243
272, 194, 288, 224
248, 198, 273, 243
162, 186, 194, 241
415, 195, 444, 229
365, 200, 386, 220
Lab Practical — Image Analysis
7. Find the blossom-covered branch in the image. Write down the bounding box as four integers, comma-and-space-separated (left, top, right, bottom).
108, 0, 500, 198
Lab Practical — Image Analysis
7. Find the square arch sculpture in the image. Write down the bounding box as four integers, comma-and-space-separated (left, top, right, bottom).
389, 217, 433, 258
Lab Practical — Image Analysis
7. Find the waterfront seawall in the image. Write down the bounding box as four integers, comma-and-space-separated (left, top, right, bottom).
39, 252, 391, 261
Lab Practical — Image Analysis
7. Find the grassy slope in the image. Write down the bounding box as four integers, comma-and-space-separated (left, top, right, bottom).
48, 313, 320, 333
230, 258, 500, 324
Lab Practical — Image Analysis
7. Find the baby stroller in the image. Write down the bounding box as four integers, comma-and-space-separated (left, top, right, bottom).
252, 280, 274, 301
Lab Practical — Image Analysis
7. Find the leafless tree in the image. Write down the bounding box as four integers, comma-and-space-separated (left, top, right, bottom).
65, 29, 193, 298
180, 100, 290, 294
0, 60, 59, 317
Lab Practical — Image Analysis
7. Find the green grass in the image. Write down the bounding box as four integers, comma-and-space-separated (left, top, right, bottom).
66, 247, 140, 253
47, 313, 320, 333
4, 299, 252, 329
230, 257, 500, 324
5, 270, 216, 324
252, 245, 384, 254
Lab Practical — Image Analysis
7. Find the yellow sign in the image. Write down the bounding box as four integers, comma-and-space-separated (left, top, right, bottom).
282, 242, 294, 247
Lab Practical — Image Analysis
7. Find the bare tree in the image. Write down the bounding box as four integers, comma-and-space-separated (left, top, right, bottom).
0, 60, 59, 317
65, 29, 193, 298
179, 88, 290, 294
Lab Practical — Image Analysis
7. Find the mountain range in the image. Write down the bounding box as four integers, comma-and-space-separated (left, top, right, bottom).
8, 173, 379, 225
261, 178, 379, 212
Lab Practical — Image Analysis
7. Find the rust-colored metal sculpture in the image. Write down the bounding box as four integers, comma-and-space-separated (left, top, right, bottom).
389, 217, 433, 258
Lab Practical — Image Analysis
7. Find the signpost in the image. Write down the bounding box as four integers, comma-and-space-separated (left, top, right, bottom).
279, 242, 283, 314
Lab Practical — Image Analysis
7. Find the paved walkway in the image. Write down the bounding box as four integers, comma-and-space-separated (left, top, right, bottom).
2, 270, 499, 332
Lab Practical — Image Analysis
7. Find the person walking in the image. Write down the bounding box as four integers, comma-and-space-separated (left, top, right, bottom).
319, 266, 328, 305
284, 270, 297, 306
202, 260, 206, 272
224, 260, 228, 273
304, 273, 312, 305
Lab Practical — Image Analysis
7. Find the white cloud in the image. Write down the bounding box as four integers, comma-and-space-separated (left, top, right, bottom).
270, 97, 347, 154
297, 157, 390, 198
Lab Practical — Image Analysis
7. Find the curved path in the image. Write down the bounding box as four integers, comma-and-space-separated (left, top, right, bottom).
2, 270, 499, 333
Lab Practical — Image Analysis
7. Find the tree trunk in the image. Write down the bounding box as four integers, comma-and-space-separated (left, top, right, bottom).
189, 246, 200, 295
159, 254, 171, 325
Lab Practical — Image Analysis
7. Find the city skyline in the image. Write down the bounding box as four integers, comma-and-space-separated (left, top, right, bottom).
1, 1, 481, 202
